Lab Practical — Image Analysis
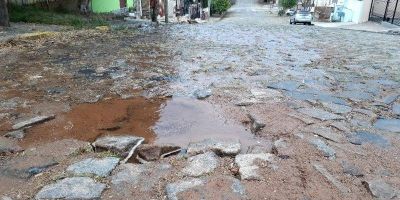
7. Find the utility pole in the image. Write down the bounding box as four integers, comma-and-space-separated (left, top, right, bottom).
164, 0, 168, 23
0, 0, 10, 27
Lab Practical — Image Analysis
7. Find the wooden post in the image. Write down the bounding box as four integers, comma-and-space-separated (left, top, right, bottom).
0, 0, 9, 27
164, 0, 168, 23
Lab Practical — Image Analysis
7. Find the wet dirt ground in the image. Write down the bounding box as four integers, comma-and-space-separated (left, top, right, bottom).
1, 0, 400, 198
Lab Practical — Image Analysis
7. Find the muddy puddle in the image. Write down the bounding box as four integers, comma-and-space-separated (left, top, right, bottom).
20, 97, 257, 148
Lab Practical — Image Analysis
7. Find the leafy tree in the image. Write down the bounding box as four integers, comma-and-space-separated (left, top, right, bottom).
279, 0, 297, 10
211, 0, 231, 15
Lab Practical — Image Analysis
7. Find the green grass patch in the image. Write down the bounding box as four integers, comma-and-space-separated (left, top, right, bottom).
9, 5, 111, 28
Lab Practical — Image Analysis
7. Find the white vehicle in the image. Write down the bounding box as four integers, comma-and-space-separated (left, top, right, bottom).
290, 10, 313, 25
285, 9, 296, 16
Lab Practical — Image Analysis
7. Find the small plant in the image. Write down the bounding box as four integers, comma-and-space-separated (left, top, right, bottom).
211, 0, 231, 15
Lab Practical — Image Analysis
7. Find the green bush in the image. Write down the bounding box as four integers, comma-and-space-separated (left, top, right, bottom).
279, 0, 297, 10
211, 0, 231, 15
8, 5, 109, 28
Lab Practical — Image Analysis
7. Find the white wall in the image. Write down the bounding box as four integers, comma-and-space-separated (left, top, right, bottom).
344, 0, 372, 23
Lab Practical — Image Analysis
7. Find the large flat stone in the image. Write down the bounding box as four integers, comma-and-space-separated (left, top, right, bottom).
187, 138, 241, 156
12, 115, 55, 130
235, 153, 274, 180
166, 178, 205, 200
348, 131, 390, 148
35, 177, 106, 200
297, 108, 345, 121
305, 125, 346, 143
92, 135, 144, 156
106, 162, 172, 199
167, 176, 246, 200
374, 119, 400, 133
339, 91, 373, 101
362, 179, 397, 199
182, 152, 219, 177
341, 161, 364, 177
321, 102, 352, 114
67, 157, 120, 177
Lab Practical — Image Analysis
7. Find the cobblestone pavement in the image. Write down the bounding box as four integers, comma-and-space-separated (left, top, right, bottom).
1, 0, 400, 199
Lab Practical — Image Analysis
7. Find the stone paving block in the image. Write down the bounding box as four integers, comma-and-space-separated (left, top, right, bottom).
67, 157, 120, 177
35, 177, 106, 200
187, 138, 241, 156
182, 152, 219, 177
297, 108, 345, 121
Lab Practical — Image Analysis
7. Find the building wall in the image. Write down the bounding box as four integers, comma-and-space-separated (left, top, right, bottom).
360, 0, 372, 22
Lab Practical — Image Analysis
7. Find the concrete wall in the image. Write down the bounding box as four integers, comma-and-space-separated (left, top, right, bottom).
360, 0, 372, 22
345, 0, 371, 23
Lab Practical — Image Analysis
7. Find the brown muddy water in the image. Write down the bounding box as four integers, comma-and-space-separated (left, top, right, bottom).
20, 97, 256, 148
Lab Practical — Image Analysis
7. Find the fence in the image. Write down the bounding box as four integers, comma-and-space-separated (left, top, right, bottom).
369, 0, 400, 25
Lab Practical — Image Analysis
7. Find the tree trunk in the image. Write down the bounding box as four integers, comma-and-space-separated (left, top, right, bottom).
0, 0, 10, 27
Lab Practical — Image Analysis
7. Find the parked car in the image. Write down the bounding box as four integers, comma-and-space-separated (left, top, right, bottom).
290, 10, 313, 25
285, 9, 296, 16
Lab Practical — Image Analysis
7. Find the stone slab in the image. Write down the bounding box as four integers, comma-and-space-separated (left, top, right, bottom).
35, 177, 106, 200
67, 157, 120, 177
187, 138, 241, 156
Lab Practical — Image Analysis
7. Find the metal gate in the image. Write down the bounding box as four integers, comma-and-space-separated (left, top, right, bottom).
369, 0, 400, 25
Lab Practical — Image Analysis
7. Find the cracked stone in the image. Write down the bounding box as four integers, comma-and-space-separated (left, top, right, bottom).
35, 177, 106, 200
187, 138, 241, 156
182, 152, 219, 177
235, 153, 274, 180
67, 157, 120, 177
